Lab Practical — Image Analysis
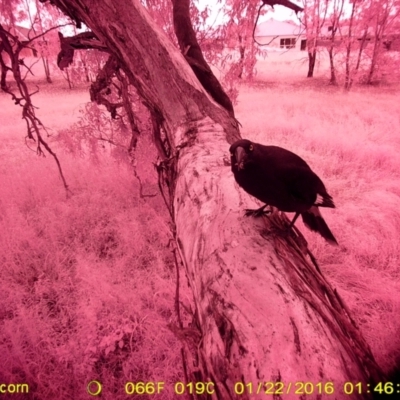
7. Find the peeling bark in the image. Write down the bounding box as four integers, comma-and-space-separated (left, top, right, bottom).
57, 31, 108, 70
40, 0, 385, 397
89, 55, 121, 118
173, 120, 383, 396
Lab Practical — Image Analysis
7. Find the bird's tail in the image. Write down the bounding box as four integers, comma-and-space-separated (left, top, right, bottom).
301, 206, 338, 245
314, 193, 335, 208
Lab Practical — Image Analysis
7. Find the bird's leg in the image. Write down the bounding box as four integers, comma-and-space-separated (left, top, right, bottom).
244, 204, 271, 218
288, 212, 300, 230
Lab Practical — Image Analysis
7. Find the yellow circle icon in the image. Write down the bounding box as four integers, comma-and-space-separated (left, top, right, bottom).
87, 380, 102, 396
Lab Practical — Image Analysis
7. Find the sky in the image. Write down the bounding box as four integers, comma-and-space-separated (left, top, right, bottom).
196, 0, 303, 26
17, 0, 302, 31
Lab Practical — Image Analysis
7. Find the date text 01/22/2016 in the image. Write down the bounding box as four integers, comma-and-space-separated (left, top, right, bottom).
86, 380, 400, 396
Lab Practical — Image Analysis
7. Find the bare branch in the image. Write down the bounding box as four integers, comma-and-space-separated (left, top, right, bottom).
0, 23, 70, 196
172, 0, 235, 116
262, 0, 304, 14
57, 31, 108, 70
24, 23, 71, 44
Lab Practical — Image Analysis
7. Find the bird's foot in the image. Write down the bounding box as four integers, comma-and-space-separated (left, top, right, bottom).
244, 205, 271, 218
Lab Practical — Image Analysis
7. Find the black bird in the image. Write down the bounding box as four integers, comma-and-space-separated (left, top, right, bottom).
230, 139, 338, 245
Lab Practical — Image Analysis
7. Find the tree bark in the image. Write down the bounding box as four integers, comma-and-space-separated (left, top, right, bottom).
307, 49, 316, 78
40, 0, 385, 396
327, 26, 338, 86
237, 36, 245, 79
328, 0, 345, 86
366, 7, 387, 85
344, 1, 356, 90
41, 56, 52, 83
328, 47, 337, 85
353, 29, 369, 87
0, 46, 8, 91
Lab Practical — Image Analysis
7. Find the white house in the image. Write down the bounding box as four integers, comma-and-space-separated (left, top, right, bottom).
254, 19, 400, 53
254, 19, 306, 51
8, 26, 38, 57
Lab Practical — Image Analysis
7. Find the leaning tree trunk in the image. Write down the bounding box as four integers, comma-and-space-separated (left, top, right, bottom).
41, 0, 385, 397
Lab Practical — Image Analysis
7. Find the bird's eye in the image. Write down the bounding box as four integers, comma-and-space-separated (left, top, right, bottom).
249, 144, 253, 151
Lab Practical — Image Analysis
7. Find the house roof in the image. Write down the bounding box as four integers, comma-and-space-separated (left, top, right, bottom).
6, 25, 32, 41
255, 19, 304, 37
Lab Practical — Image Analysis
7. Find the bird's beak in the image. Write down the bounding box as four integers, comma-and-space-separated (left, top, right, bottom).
235, 147, 246, 170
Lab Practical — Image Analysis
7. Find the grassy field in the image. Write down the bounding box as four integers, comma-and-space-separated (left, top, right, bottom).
236, 80, 400, 374
0, 81, 185, 399
0, 64, 400, 399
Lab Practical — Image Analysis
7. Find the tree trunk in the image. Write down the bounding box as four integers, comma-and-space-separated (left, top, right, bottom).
328, 47, 337, 85
344, 41, 352, 90
366, 40, 380, 85
344, 1, 356, 90
40, 0, 385, 396
42, 56, 52, 83
0, 48, 8, 91
65, 67, 72, 89
238, 39, 245, 79
366, 12, 385, 85
307, 49, 316, 78
81, 56, 90, 82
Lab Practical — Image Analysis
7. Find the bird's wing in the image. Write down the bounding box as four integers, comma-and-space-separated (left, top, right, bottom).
280, 166, 320, 205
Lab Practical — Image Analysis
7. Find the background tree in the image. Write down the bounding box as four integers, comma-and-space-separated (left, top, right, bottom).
338, 0, 400, 89
301, 0, 328, 77
342, 0, 373, 90
326, 0, 345, 85
365, 0, 400, 84
0, 23, 69, 190
225, 0, 259, 80
23, 0, 53, 82
0, 0, 24, 90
